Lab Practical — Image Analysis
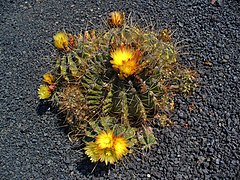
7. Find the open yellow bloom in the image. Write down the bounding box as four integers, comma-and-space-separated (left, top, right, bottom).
53, 32, 69, 50
110, 45, 141, 78
43, 72, 55, 85
84, 129, 129, 165
96, 129, 114, 149
38, 85, 52, 99
114, 136, 129, 160
107, 11, 125, 28
85, 143, 116, 165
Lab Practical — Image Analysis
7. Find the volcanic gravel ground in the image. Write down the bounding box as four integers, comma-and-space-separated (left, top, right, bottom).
0, 0, 239, 179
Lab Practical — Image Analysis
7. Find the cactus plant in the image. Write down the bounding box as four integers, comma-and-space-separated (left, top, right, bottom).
38, 11, 198, 165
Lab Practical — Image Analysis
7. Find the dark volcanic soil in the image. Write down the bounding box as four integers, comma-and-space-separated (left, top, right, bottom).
0, 0, 239, 179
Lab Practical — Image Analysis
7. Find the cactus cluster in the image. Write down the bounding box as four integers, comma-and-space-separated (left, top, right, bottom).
38, 11, 197, 165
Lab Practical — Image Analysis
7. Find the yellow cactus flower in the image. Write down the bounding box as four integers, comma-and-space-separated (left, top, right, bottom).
107, 11, 125, 28
96, 129, 114, 149
84, 129, 129, 165
85, 143, 116, 165
38, 85, 52, 99
53, 32, 69, 50
84, 142, 100, 163
43, 72, 55, 85
99, 148, 116, 165
110, 45, 141, 78
114, 136, 129, 160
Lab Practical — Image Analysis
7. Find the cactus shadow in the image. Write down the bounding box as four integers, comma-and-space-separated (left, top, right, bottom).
76, 158, 112, 177
36, 100, 70, 134
36, 101, 112, 177
36, 100, 52, 115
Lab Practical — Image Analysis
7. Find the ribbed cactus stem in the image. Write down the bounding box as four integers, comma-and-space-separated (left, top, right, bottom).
92, 83, 103, 91
81, 75, 93, 86
73, 52, 87, 67
60, 55, 69, 81
87, 99, 100, 106
81, 82, 91, 89
85, 89, 102, 96
149, 90, 159, 114
55, 56, 61, 70
102, 90, 113, 114
67, 53, 79, 77
87, 95, 102, 100
136, 95, 147, 122
119, 89, 129, 125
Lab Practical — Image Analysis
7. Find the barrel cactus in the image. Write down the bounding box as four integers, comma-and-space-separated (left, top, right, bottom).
38, 11, 197, 165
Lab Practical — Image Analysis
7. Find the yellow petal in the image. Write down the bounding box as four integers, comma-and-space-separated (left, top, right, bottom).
38, 85, 52, 99
96, 130, 114, 149
107, 11, 125, 28
53, 32, 69, 50
114, 136, 128, 160
99, 148, 117, 165
110, 46, 133, 66
84, 142, 100, 163
43, 72, 54, 84
110, 45, 141, 78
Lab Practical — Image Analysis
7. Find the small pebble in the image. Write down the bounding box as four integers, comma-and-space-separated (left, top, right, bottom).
221, 59, 228, 63
204, 61, 213, 66
68, 165, 74, 171
178, 22, 184, 27
224, 55, 230, 60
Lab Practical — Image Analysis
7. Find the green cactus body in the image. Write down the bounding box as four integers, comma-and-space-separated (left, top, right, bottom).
45, 13, 197, 152
60, 55, 69, 81
67, 53, 80, 78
